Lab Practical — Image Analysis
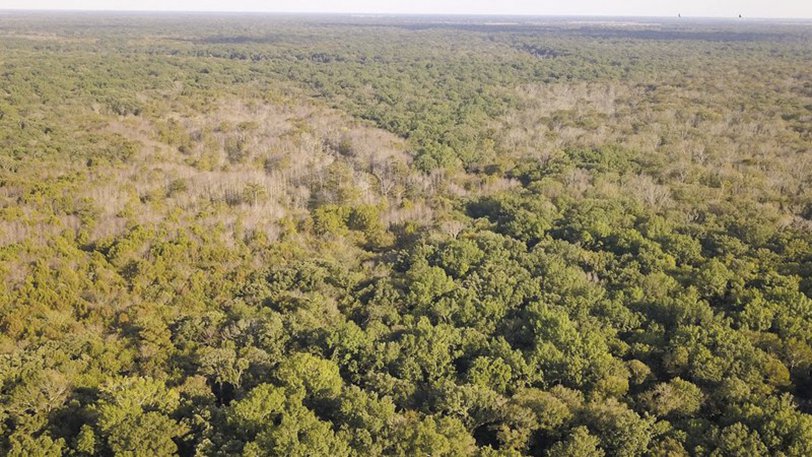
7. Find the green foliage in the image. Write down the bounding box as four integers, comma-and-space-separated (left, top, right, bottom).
1, 12, 811, 457
546, 426, 604, 457
227, 384, 351, 456
93, 377, 187, 457
275, 352, 343, 400
392, 412, 476, 456
641, 378, 704, 418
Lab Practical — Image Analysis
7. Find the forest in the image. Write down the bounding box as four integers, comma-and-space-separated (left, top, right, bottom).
1, 11, 811, 456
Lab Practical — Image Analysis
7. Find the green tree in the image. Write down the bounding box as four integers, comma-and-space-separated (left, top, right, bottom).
641, 378, 704, 418
392, 412, 476, 456
546, 426, 604, 457
93, 377, 187, 457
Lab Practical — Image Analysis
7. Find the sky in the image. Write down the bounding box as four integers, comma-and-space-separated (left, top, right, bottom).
1, 1, 811, 19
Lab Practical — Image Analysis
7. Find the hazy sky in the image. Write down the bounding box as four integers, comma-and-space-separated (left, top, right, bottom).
2, 1, 811, 19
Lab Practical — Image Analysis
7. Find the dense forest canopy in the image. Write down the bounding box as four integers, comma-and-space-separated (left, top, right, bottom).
1, 12, 811, 456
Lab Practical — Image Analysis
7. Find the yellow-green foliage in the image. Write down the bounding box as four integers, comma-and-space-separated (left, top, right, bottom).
1, 12, 811, 457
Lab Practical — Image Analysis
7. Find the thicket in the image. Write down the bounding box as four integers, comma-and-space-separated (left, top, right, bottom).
1, 12, 811, 457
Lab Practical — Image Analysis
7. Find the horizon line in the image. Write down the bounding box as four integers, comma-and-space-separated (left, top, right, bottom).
1, 9, 812, 21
